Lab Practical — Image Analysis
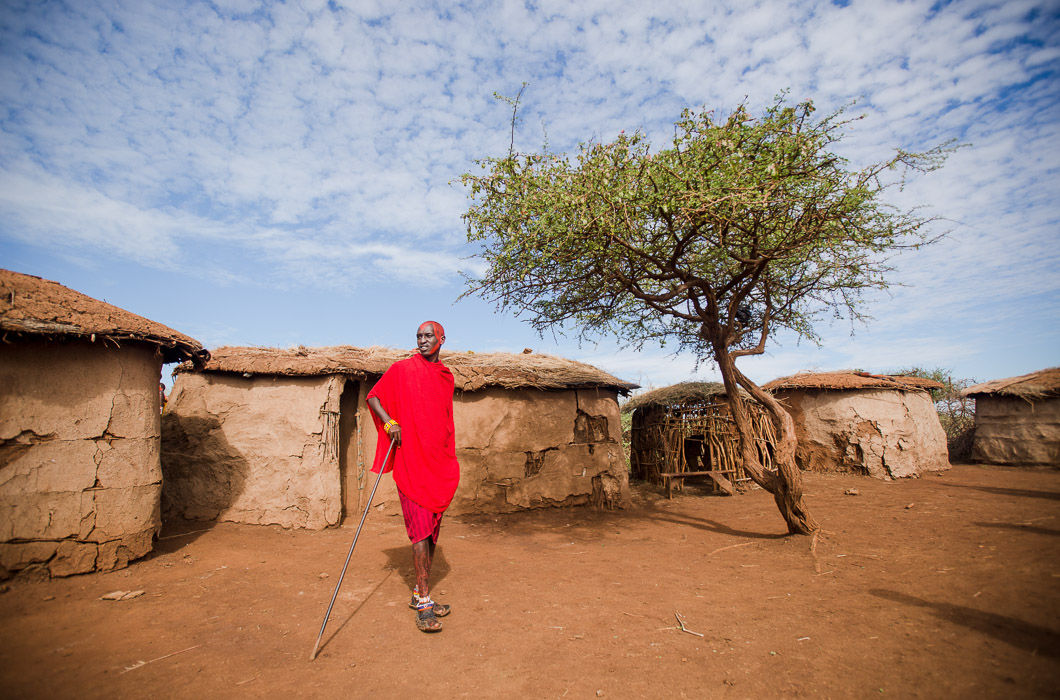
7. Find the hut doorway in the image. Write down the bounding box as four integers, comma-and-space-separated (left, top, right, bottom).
338, 380, 364, 522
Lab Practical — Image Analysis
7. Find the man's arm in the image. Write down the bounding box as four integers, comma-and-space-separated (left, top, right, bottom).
367, 395, 402, 446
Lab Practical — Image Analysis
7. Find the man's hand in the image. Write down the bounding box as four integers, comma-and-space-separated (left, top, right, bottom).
386, 423, 402, 446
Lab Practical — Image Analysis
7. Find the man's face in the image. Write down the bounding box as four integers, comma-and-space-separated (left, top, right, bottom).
416, 323, 442, 357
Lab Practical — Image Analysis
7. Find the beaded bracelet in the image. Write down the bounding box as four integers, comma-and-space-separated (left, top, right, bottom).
383, 419, 398, 433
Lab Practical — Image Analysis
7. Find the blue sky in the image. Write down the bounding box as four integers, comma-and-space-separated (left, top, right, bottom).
1, 0, 1057, 391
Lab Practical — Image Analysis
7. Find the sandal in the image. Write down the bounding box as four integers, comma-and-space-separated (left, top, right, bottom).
409, 595, 451, 617
416, 608, 443, 633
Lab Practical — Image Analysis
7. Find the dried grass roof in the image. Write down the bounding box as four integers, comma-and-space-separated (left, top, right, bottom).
175, 345, 638, 393
763, 371, 942, 393
0, 269, 206, 364
962, 367, 1060, 400
622, 381, 750, 413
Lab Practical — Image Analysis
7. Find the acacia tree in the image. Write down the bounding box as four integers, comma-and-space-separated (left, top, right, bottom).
460, 96, 951, 534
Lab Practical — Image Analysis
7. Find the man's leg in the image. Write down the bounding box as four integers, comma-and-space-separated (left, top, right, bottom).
412, 537, 433, 599
398, 491, 449, 630
412, 537, 443, 632
410, 536, 450, 611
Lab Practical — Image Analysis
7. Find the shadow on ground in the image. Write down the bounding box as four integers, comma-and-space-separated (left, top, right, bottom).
974, 521, 1060, 537
382, 545, 451, 591
454, 481, 787, 542
934, 481, 1060, 501
870, 588, 1060, 659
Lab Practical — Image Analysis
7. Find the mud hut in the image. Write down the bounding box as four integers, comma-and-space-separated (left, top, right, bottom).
0, 269, 206, 577
623, 382, 777, 497
962, 367, 1060, 465
763, 371, 949, 479
162, 346, 637, 528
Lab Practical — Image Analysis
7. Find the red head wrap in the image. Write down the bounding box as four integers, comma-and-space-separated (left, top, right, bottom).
422, 321, 445, 354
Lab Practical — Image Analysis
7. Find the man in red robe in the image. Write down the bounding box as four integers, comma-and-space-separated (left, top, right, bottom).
367, 321, 460, 633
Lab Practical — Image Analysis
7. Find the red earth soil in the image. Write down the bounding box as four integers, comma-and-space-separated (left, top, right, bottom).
1, 463, 1058, 698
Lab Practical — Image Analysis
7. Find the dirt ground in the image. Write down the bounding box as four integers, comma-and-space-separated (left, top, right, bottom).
1, 463, 1058, 698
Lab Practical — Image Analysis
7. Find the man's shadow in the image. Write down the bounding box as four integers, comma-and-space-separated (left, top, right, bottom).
383, 544, 452, 591
313, 545, 452, 657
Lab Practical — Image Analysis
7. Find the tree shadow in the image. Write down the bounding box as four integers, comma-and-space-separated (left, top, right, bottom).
382, 544, 451, 591
624, 500, 789, 540
933, 481, 1060, 501
454, 492, 788, 542
869, 588, 1060, 659
973, 521, 1060, 537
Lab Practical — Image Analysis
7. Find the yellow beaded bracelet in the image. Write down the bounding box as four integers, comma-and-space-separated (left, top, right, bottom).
383, 419, 398, 433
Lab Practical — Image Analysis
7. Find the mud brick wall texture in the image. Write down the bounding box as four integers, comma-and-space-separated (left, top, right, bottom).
774, 388, 950, 479
451, 387, 628, 513
161, 373, 630, 529
1, 340, 164, 578
161, 373, 344, 530
971, 396, 1060, 465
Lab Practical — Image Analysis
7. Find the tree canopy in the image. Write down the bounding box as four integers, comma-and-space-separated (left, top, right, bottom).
461, 94, 952, 534
462, 96, 950, 359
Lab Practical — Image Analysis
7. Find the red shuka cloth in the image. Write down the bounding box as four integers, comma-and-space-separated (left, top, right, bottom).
368, 353, 460, 513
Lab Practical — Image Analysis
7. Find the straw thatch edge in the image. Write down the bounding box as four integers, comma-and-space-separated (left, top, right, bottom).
763, 371, 942, 393
174, 344, 638, 394
622, 381, 750, 413
962, 367, 1060, 400
1, 269, 207, 365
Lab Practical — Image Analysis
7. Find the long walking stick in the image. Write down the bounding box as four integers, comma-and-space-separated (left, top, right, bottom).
309, 436, 396, 661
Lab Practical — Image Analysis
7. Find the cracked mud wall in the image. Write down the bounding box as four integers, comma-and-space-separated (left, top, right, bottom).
163, 376, 629, 527
162, 373, 343, 529
0, 339, 163, 578
775, 388, 949, 479
971, 396, 1060, 465
446, 387, 630, 514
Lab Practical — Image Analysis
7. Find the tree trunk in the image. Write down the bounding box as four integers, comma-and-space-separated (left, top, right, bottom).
712, 342, 819, 535
732, 361, 818, 535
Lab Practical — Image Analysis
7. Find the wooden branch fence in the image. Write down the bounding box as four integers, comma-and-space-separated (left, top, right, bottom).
629, 400, 778, 496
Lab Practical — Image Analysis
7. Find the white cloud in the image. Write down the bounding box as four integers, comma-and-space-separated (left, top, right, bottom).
0, 0, 1056, 387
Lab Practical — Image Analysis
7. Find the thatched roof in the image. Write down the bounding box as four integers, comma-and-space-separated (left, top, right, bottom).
174, 345, 638, 394
0, 269, 207, 365
962, 367, 1060, 400
763, 371, 942, 393
622, 381, 750, 413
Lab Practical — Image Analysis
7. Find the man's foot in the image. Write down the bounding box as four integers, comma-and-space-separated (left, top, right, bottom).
409, 594, 451, 617
416, 608, 443, 632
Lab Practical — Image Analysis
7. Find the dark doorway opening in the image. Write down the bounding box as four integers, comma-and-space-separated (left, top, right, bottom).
338, 380, 363, 523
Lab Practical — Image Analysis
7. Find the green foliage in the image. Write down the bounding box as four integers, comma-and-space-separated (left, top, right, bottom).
461, 94, 953, 364
895, 366, 977, 460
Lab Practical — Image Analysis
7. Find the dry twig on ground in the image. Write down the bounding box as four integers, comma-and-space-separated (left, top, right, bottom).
674, 612, 704, 637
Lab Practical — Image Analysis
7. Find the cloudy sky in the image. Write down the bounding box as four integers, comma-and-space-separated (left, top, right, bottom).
1, 0, 1057, 391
